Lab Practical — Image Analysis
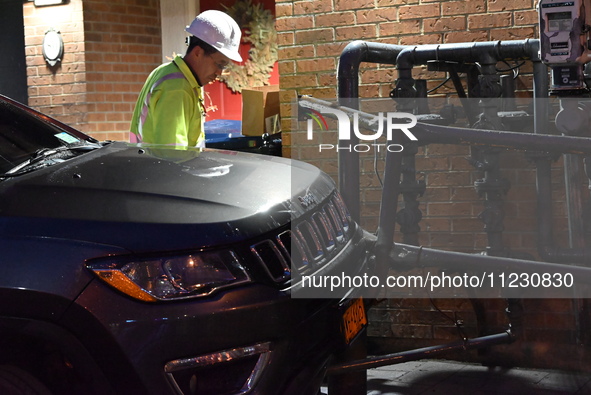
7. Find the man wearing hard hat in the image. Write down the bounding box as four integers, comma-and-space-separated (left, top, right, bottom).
130, 10, 242, 147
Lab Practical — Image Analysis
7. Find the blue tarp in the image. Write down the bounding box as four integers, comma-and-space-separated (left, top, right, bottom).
204, 119, 242, 143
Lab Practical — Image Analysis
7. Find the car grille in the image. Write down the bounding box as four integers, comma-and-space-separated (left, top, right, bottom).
250, 192, 353, 283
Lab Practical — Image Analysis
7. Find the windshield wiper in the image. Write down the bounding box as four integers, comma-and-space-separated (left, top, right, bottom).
0, 144, 100, 179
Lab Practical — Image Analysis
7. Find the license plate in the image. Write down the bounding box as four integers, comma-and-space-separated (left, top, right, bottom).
342, 298, 367, 344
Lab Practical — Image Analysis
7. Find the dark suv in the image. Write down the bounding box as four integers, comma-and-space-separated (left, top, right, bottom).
0, 95, 371, 395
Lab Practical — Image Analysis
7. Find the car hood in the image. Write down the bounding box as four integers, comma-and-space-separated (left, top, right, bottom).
0, 142, 336, 253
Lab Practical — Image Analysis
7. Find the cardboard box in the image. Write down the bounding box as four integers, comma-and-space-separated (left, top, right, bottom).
241, 85, 280, 136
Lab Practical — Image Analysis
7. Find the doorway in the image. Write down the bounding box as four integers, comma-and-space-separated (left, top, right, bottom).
0, 0, 28, 104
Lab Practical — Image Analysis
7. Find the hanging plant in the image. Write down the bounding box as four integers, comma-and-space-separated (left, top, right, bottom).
221, 0, 278, 92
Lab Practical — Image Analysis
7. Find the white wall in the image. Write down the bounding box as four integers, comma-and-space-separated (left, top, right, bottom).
160, 0, 199, 62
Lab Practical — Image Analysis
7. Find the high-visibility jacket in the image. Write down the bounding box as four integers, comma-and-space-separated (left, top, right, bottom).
130, 55, 205, 147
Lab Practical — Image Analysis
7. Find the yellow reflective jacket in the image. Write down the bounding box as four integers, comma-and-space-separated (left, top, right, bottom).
130, 55, 205, 147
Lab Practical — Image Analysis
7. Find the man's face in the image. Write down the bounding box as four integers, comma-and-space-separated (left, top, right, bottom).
188, 46, 230, 86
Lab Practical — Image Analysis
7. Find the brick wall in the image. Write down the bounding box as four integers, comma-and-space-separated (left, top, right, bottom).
24, 0, 87, 126
82, 0, 161, 141
277, 1, 551, 252
277, 0, 591, 370
24, 0, 161, 141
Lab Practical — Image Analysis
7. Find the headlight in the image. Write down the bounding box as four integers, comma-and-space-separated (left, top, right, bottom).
87, 250, 251, 302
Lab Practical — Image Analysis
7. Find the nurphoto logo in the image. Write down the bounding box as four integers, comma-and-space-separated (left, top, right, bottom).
305, 106, 418, 153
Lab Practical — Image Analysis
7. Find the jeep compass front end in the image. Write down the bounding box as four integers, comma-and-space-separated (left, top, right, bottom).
0, 94, 371, 395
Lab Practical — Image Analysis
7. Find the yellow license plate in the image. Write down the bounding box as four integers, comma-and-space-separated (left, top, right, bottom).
342, 298, 367, 344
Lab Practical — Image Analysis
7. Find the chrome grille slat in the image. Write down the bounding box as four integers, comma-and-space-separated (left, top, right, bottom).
326, 202, 345, 242
250, 192, 354, 283
332, 193, 350, 232
251, 240, 291, 282
297, 221, 324, 261
312, 210, 336, 252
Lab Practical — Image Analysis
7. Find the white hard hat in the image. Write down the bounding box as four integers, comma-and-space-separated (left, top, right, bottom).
185, 10, 243, 62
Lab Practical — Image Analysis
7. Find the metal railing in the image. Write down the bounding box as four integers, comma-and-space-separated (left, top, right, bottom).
298, 38, 591, 394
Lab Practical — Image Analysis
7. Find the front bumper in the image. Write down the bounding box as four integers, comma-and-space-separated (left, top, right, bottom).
66, 278, 366, 395
63, 213, 373, 395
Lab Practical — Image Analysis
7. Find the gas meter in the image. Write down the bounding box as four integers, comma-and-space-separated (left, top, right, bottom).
538, 0, 587, 92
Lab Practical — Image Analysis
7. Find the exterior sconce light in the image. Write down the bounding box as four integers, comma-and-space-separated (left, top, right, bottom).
42, 27, 64, 66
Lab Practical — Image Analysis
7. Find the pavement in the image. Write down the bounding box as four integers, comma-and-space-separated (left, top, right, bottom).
321, 359, 591, 394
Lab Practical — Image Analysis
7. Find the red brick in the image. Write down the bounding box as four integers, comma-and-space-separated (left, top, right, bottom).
316, 42, 348, 57
294, 0, 333, 14
278, 61, 296, 75
296, 58, 336, 73
452, 218, 486, 232
450, 187, 480, 202
427, 202, 473, 217
490, 26, 536, 40
399, 3, 441, 19
278, 32, 295, 46
275, 3, 293, 17
280, 74, 319, 89
442, 0, 486, 16
279, 45, 315, 60
276, 15, 314, 31
335, 0, 376, 11
489, 0, 534, 12
316, 73, 339, 87
421, 218, 452, 232
295, 28, 335, 44
423, 187, 451, 202
356, 8, 398, 23
515, 10, 538, 26
428, 232, 480, 250
468, 12, 512, 30
444, 30, 489, 43
357, 84, 381, 97
335, 25, 377, 41
377, 0, 419, 5
424, 16, 467, 33
316, 12, 356, 27
399, 33, 442, 45
380, 20, 421, 37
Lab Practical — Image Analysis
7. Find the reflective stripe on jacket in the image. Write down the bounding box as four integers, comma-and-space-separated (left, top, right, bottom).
130, 55, 205, 147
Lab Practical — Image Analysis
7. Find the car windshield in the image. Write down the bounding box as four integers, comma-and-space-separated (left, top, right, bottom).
0, 97, 89, 174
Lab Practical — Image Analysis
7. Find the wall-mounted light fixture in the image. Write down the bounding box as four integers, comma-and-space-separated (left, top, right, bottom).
42, 27, 64, 67
34, 0, 67, 6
